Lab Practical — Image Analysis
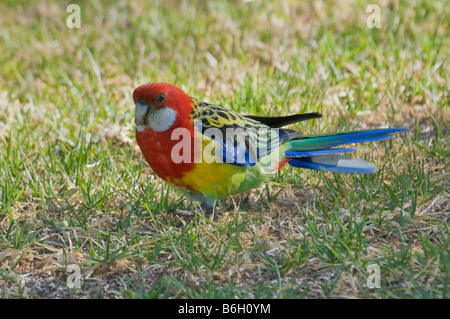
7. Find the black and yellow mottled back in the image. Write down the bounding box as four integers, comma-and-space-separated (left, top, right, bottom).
189, 97, 320, 166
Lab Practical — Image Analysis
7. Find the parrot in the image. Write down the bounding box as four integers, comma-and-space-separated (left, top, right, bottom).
133, 82, 406, 216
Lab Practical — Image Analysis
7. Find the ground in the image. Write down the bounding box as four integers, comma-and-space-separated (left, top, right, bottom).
0, 0, 449, 298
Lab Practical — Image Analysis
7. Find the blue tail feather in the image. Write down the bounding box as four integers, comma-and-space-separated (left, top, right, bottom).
285, 148, 358, 158
328, 134, 393, 146
286, 128, 406, 174
289, 157, 378, 174
288, 128, 407, 150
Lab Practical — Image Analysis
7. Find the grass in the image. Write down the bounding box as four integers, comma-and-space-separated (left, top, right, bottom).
0, 0, 449, 299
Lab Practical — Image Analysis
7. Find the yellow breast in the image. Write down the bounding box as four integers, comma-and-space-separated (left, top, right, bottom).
166, 134, 263, 200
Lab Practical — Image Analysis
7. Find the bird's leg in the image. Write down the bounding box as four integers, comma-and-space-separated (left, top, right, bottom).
199, 199, 217, 219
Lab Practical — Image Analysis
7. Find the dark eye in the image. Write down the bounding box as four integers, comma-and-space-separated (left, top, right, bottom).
156, 93, 166, 104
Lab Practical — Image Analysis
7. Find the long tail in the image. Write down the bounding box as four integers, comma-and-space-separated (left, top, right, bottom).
286, 128, 407, 174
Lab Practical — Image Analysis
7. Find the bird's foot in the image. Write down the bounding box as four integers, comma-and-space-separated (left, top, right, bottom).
168, 203, 218, 220
168, 208, 197, 218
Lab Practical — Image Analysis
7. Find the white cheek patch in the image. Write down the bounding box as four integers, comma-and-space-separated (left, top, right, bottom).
146, 107, 177, 132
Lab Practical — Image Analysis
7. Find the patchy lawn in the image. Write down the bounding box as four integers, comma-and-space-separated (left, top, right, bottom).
0, 0, 449, 298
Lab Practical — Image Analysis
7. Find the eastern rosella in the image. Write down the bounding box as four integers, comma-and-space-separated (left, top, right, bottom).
133, 82, 405, 215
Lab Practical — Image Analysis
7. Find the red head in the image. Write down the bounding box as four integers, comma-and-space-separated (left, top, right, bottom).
133, 82, 192, 132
